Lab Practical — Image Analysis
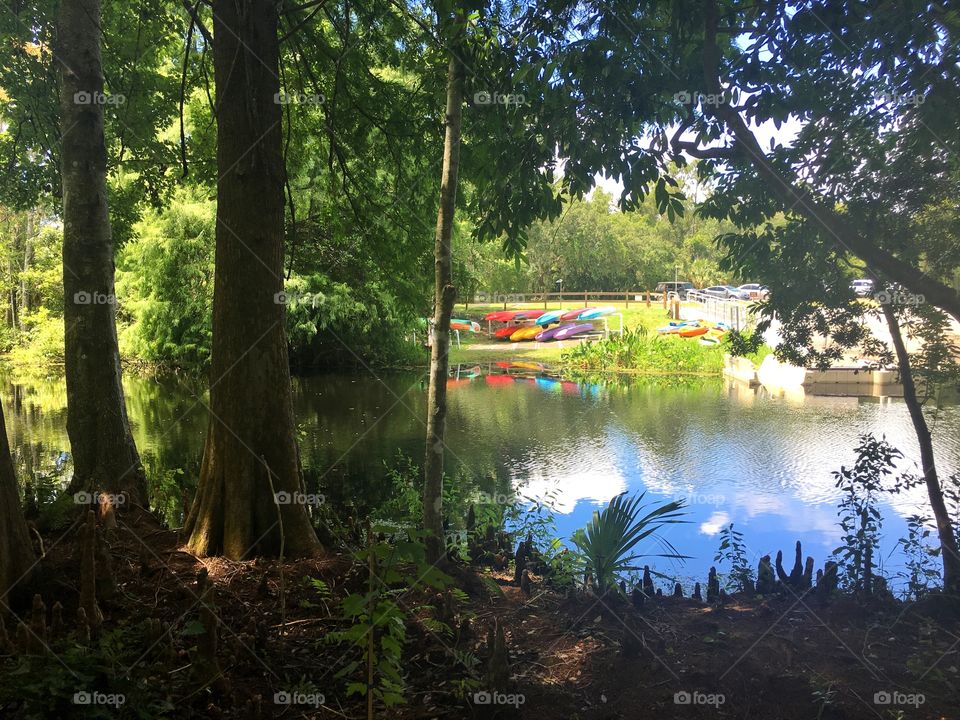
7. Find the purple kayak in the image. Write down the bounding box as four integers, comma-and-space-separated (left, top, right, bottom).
535, 322, 577, 341
553, 323, 594, 341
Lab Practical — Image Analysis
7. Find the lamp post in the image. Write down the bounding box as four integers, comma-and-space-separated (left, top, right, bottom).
556, 278, 563, 308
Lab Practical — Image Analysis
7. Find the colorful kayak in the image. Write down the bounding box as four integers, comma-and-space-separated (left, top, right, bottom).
535, 322, 577, 341
510, 325, 543, 341
656, 321, 695, 334
578, 306, 616, 320
512, 309, 546, 321
678, 325, 709, 338
535, 309, 566, 326
450, 319, 480, 332
553, 323, 593, 340
494, 325, 522, 339
484, 310, 522, 322
560, 307, 593, 321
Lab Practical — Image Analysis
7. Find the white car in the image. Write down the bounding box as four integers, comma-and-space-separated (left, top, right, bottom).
738, 283, 769, 300
850, 279, 874, 297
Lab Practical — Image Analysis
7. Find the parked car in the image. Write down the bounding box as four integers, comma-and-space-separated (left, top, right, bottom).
701, 285, 751, 300
738, 283, 769, 300
655, 281, 695, 300
850, 278, 874, 297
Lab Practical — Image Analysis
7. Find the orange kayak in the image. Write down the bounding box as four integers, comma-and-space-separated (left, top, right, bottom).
678, 325, 708, 338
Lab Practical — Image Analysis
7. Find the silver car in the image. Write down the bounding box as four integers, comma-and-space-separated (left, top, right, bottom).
702, 285, 750, 300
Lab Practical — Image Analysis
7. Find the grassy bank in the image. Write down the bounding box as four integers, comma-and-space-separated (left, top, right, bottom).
448, 302, 682, 365
448, 302, 772, 374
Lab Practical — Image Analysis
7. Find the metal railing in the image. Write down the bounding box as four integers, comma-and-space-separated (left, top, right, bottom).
464, 290, 671, 310
685, 290, 755, 331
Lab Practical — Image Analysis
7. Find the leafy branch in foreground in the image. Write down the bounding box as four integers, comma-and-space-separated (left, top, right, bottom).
571, 492, 688, 595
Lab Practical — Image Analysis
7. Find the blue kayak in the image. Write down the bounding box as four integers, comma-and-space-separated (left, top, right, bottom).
578, 306, 616, 320
535, 309, 566, 326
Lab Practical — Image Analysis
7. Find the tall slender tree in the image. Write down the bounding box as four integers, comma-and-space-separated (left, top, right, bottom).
57, 0, 148, 515
881, 303, 960, 593
422, 9, 466, 565
0, 400, 35, 609
185, 0, 321, 559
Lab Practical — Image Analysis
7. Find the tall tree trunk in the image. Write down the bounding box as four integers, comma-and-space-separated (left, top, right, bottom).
184, 0, 321, 559
57, 0, 148, 515
423, 16, 466, 564
21, 212, 33, 325
881, 303, 960, 593
0, 400, 35, 610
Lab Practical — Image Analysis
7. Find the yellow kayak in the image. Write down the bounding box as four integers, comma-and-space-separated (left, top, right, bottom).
510, 325, 543, 341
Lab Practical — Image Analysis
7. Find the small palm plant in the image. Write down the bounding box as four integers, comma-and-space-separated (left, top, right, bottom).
572, 492, 688, 595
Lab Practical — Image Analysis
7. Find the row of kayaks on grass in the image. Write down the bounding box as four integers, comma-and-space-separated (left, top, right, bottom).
656, 319, 730, 345
493, 321, 595, 342
484, 306, 617, 324
486, 306, 616, 342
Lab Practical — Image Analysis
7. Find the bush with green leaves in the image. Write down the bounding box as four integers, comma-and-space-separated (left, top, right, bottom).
571, 491, 687, 595
326, 525, 465, 707
832, 434, 898, 595
714, 523, 755, 593
116, 187, 215, 368
894, 514, 942, 600
562, 326, 726, 374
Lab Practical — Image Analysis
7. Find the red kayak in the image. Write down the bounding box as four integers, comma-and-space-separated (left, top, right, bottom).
560, 308, 593, 321
484, 310, 516, 321
484, 375, 515, 385
494, 326, 521, 339
514, 309, 545, 320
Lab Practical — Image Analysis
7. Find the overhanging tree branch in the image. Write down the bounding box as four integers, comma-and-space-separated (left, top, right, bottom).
699, 0, 960, 323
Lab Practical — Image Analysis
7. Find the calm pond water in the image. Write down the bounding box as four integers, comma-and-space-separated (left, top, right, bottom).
4, 364, 959, 589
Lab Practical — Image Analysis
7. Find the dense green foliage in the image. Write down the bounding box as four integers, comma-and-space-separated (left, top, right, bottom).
562, 327, 727, 374
459, 182, 738, 296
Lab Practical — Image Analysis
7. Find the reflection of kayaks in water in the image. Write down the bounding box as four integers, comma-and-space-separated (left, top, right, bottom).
510, 361, 545, 370
484, 374, 515, 385
560, 307, 593, 321
578, 306, 616, 320
554, 323, 593, 340
535, 322, 576, 341
535, 376, 562, 391
535, 309, 565, 326
510, 325, 542, 341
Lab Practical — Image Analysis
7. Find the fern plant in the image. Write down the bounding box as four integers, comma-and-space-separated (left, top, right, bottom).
571, 492, 687, 594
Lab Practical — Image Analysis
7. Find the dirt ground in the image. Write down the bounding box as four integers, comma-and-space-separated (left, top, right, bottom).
3, 520, 959, 719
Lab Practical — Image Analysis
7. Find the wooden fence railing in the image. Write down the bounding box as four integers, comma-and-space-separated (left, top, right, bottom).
462, 291, 673, 310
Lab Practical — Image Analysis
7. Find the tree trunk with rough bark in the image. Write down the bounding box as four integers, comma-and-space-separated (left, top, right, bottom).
0, 400, 35, 610
57, 0, 148, 515
184, 0, 321, 559
881, 304, 960, 594
423, 16, 466, 565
